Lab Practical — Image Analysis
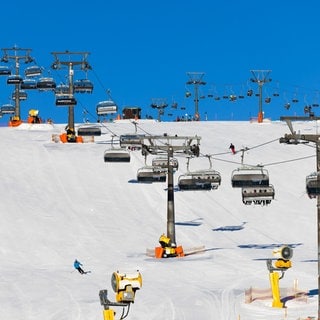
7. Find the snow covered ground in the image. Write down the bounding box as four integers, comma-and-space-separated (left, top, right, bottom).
0, 119, 319, 320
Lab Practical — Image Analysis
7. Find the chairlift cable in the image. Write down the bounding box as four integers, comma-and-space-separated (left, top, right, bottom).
245, 138, 280, 151
263, 154, 315, 167
81, 107, 118, 136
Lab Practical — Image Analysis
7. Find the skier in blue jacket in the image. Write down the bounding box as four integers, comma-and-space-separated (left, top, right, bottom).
74, 259, 85, 274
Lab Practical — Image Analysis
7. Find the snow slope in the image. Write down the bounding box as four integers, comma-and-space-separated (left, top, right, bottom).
0, 120, 318, 320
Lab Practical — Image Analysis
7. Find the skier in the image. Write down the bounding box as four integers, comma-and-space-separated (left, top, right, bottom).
74, 259, 85, 274
229, 143, 236, 154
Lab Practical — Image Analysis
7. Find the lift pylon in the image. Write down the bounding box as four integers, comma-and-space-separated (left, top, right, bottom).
150, 98, 168, 122
141, 134, 201, 258
51, 51, 92, 142
186, 72, 206, 120
280, 115, 320, 318
1, 46, 36, 126
250, 70, 272, 123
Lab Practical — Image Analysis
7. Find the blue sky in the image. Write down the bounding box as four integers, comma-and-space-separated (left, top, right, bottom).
0, 0, 320, 123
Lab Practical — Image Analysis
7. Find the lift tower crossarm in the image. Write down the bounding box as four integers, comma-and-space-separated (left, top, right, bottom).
279, 115, 320, 319
143, 135, 201, 155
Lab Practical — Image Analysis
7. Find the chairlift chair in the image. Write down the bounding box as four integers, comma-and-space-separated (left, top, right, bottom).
242, 185, 275, 205
119, 134, 145, 150
78, 125, 101, 136
96, 100, 118, 115
1, 104, 15, 114
231, 166, 269, 188
306, 172, 320, 199
73, 79, 94, 93
0, 66, 11, 76
37, 77, 56, 90
55, 95, 77, 106
178, 170, 221, 190
55, 84, 70, 96
21, 79, 37, 90
178, 155, 221, 190
104, 148, 130, 163
152, 157, 179, 171
137, 166, 167, 183
7, 75, 23, 84
24, 65, 42, 77
11, 90, 27, 101
104, 135, 130, 162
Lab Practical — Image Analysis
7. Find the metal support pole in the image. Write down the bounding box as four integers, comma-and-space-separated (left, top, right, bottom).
250, 70, 271, 123
258, 83, 263, 121
167, 146, 176, 246
194, 82, 199, 116
186, 72, 206, 119
317, 141, 320, 320
279, 117, 320, 318
14, 58, 20, 119
68, 63, 75, 131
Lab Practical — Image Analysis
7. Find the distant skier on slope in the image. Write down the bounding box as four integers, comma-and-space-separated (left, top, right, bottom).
74, 259, 85, 274
229, 143, 236, 154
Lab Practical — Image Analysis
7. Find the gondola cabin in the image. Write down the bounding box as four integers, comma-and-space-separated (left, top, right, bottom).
104, 148, 130, 163
178, 171, 221, 191
231, 167, 269, 188
73, 79, 93, 93
137, 166, 167, 183
242, 185, 275, 205
96, 100, 118, 115
306, 172, 320, 199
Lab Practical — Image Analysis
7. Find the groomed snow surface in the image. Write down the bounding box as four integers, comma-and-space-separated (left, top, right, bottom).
0, 120, 318, 320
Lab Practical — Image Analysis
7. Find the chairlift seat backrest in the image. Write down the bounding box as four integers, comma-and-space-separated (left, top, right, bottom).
306, 172, 320, 198
25, 65, 42, 77
96, 101, 118, 115
74, 79, 94, 93
7, 75, 23, 84
152, 157, 179, 169
231, 168, 269, 188
55, 96, 77, 106
78, 126, 101, 136
242, 185, 275, 205
104, 148, 130, 163
0, 66, 11, 75
178, 170, 221, 190
137, 166, 166, 182
37, 77, 56, 90
1, 104, 15, 114
21, 79, 37, 89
